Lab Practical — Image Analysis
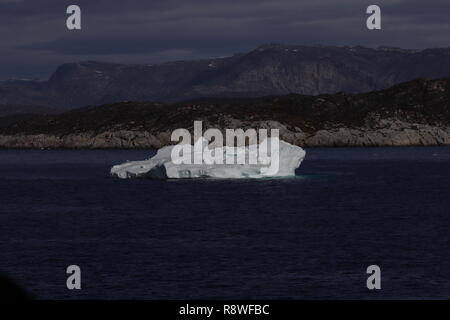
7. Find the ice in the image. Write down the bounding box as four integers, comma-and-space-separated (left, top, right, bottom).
110, 138, 306, 179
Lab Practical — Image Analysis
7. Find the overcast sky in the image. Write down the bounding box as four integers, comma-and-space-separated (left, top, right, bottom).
0, 0, 449, 80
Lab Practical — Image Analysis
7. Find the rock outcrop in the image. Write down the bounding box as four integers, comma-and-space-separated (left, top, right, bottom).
0, 123, 448, 149
0, 78, 449, 148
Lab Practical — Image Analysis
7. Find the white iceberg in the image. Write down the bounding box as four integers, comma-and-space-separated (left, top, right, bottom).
110, 138, 306, 179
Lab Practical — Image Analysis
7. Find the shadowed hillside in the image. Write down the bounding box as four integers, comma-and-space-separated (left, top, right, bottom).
0, 77, 449, 148
2, 45, 450, 116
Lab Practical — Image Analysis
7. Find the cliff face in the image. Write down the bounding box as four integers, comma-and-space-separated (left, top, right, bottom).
3, 45, 450, 116
0, 78, 449, 148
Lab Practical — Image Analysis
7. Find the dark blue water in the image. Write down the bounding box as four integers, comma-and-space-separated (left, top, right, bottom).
0, 147, 449, 299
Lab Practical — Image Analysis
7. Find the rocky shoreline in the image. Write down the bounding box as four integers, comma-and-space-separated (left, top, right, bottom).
0, 121, 448, 149
0, 78, 449, 149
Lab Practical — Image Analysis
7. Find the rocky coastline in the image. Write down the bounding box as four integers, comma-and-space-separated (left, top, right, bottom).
0, 121, 448, 149
0, 78, 449, 149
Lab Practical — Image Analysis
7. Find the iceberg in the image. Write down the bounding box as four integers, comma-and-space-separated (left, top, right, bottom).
110, 138, 306, 179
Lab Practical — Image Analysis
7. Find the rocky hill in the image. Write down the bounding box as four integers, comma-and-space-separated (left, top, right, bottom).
0, 77, 449, 148
2, 44, 450, 116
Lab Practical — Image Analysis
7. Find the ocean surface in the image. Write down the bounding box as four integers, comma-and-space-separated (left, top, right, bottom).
0, 147, 449, 299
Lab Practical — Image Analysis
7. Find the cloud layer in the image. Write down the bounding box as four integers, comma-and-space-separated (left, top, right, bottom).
0, 0, 449, 79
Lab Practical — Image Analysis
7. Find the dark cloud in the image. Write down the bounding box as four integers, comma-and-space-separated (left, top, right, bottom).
0, 0, 449, 79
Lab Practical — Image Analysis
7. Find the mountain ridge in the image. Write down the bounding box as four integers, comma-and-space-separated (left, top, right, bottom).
2, 44, 450, 116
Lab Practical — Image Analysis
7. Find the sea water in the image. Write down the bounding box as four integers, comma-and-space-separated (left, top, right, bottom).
0, 147, 449, 299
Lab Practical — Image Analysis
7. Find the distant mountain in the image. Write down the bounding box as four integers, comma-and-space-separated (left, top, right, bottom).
0, 77, 449, 148
2, 44, 450, 115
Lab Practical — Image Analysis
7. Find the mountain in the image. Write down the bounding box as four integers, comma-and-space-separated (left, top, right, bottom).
2, 44, 450, 116
0, 77, 449, 148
